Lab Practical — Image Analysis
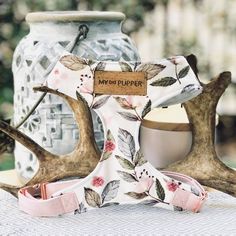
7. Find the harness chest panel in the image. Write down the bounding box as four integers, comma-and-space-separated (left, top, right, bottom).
19, 53, 207, 217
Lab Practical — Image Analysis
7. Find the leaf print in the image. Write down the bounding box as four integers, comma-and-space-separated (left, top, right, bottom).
74, 202, 87, 214
117, 171, 137, 182
118, 128, 135, 159
174, 206, 183, 211
92, 96, 110, 109
139, 199, 159, 206
134, 61, 141, 70
95, 61, 106, 71
117, 112, 139, 121
87, 59, 94, 65
107, 129, 115, 142
100, 130, 115, 162
101, 202, 120, 208
155, 179, 165, 201
178, 65, 190, 78
60, 55, 87, 71
84, 188, 102, 208
125, 192, 148, 199
136, 63, 166, 80
181, 84, 195, 94
101, 180, 120, 203
115, 155, 135, 170
141, 99, 151, 118
114, 97, 133, 110
100, 151, 112, 162
79, 202, 87, 213
133, 150, 147, 166
150, 77, 177, 87
119, 61, 132, 72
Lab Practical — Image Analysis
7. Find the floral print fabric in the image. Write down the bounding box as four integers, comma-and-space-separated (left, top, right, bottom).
45, 52, 202, 214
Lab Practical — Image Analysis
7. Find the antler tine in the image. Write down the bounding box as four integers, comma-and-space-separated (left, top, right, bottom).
34, 86, 100, 152
166, 71, 236, 197
0, 85, 100, 197
0, 120, 54, 161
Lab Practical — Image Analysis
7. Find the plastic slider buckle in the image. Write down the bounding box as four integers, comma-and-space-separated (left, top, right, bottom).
32, 182, 48, 200
193, 192, 208, 213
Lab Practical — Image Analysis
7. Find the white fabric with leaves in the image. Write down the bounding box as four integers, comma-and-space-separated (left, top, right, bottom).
41, 53, 203, 215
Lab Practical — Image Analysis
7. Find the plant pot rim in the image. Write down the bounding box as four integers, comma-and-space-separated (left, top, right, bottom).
26, 11, 125, 23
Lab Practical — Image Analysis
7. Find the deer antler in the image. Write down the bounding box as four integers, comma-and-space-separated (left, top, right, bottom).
0, 86, 100, 196
166, 71, 236, 196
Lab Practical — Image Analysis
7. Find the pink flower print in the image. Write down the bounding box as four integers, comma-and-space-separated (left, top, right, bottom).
126, 96, 143, 109
166, 180, 179, 192
168, 56, 182, 65
104, 140, 116, 152
135, 169, 154, 193
54, 69, 59, 75
92, 176, 104, 187
77, 73, 93, 94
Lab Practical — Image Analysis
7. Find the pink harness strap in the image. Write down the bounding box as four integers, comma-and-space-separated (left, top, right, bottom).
18, 171, 207, 217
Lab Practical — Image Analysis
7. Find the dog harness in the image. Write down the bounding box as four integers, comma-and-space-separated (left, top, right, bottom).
19, 54, 207, 217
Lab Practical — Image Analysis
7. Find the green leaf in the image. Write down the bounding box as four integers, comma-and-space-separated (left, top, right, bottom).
125, 192, 148, 199
155, 179, 165, 201
119, 61, 132, 72
92, 96, 110, 109
118, 128, 135, 159
117, 171, 137, 182
150, 77, 177, 87
95, 62, 106, 71
178, 66, 190, 78
139, 199, 159, 206
107, 129, 115, 142
100, 151, 112, 162
133, 150, 147, 166
101, 202, 120, 208
84, 188, 102, 208
115, 155, 135, 170
101, 180, 120, 203
60, 55, 87, 71
117, 112, 139, 121
114, 97, 133, 110
141, 99, 151, 118
174, 206, 183, 211
136, 63, 166, 80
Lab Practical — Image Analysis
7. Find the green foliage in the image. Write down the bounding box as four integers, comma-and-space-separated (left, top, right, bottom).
0, 153, 14, 171
82, 0, 156, 33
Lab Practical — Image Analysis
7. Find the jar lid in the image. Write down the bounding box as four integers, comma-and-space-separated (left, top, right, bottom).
141, 105, 191, 131
26, 11, 125, 22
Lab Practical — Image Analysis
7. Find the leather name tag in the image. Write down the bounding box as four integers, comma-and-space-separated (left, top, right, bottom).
94, 71, 147, 95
